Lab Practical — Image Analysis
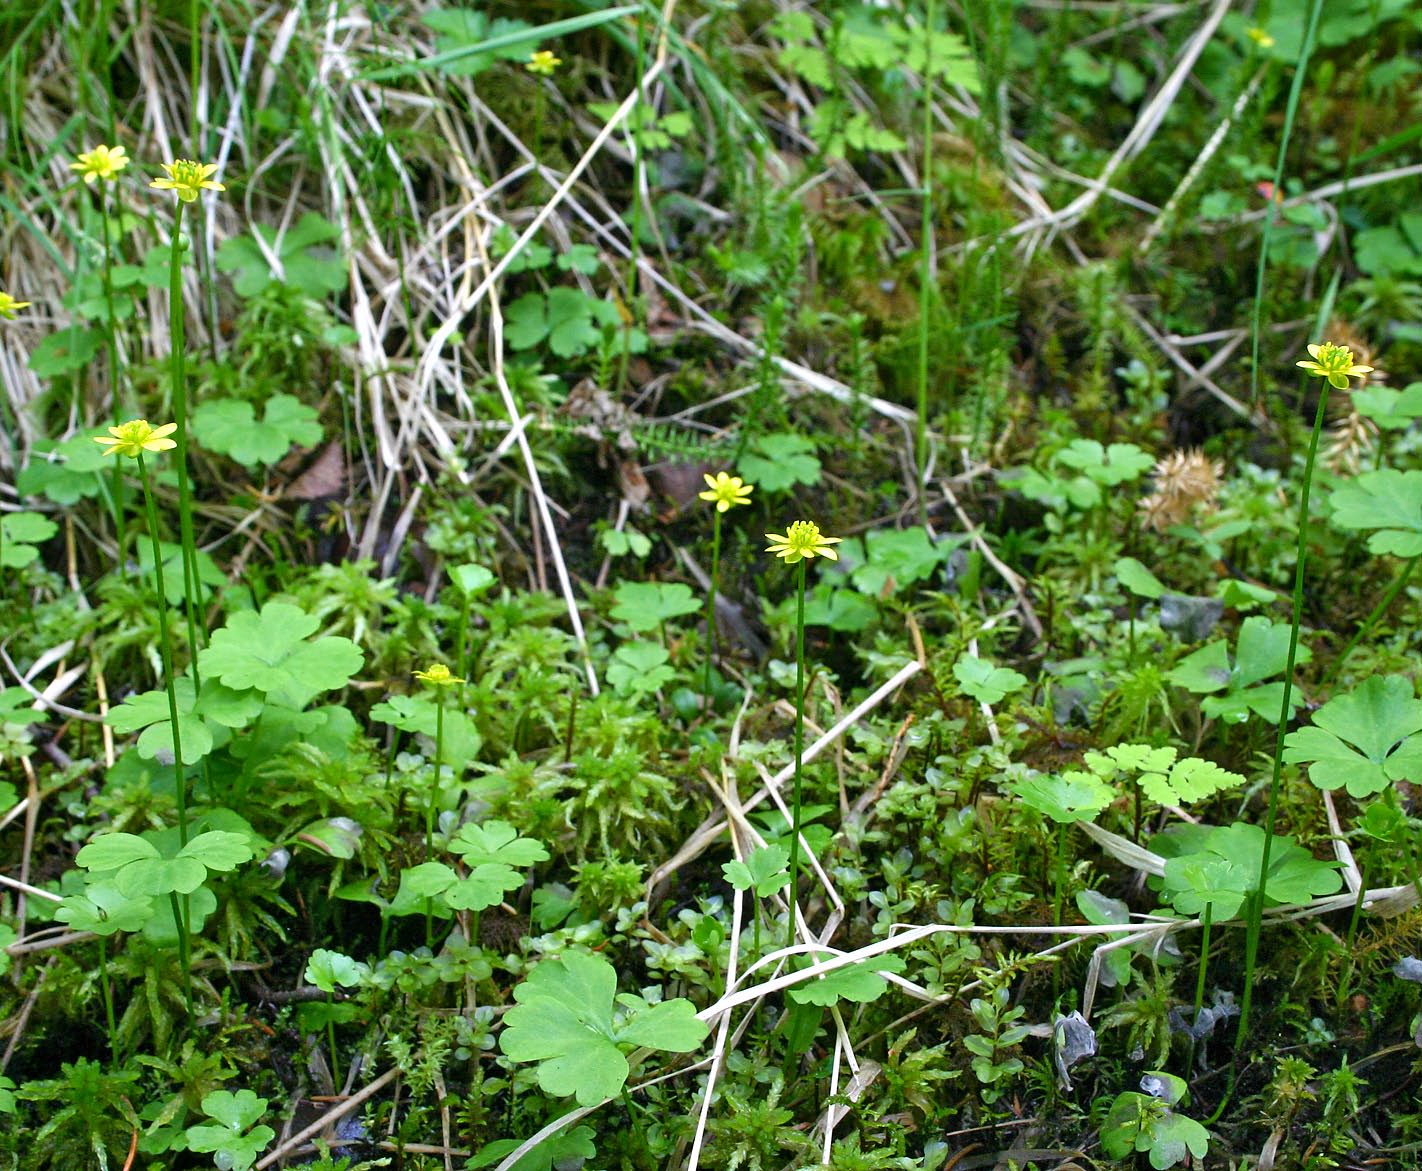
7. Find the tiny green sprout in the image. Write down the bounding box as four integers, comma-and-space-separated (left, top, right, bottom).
1296, 341, 1373, 390
526, 49, 562, 75
150, 158, 225, 202
70, 143, 129, 184
92, 419, 177, 458
0, 291, 32, 319
699, 471, 754, 513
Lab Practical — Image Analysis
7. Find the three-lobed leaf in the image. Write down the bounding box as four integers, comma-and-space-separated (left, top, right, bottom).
201, 603, 363, 709
1283, 674, 1422, 798
0, 511, 58, 568
185, 1089, 274, 1171
609, 581, 700, 632
787, 955, 907, 1006
194, 394, 322, 467
1329, 469, 1422, 556
1014, 770, 1114, 824
722, 843, 791, 897
449, 820, 549, 868
954, 656, 1028, 705
499, 952, 708, 1107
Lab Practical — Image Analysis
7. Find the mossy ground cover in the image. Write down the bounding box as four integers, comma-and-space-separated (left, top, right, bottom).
2, 2, 1422, 1168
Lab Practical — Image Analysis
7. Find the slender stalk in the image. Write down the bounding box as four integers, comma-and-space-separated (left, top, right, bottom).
915, 0, 936, 523
98, 935, 119, 1064
138, 451, 194, 1015
1053, 821, 1067, 928
168, 890, 195, 1017
426, 694, 446, 947
137, 453, 187, 845
1236, 374, 1331, 1049
785, 560, 807, 952
702, 509, 723, 711
98, 180, 120, 407
1187, 904, 1213, 1072
189, 0, 200, 154
1247, 0, 1324, 408
99, 179, 132, 576
617, 9, 647, 394
1334, 861, 1366, 1015
166, 201, 204, 687
1326, 555, 1418, 684
326, 991, 341, 1089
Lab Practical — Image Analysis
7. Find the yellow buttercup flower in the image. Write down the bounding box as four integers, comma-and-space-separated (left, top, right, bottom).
71, 144, 129, 184
414, 663, 464, 687
150, 159, 225, 203
1296, 342, 1373, 390
1245, 26, 1275, 49
0, 291, 31, 320
699, 472, 754, 513
526, 49, 562, 76
766, 520, 842, 564
93, 419, 178, 458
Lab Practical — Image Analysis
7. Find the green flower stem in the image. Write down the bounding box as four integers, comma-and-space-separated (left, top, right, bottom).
1394, 788, 1422, 906
1187, 903, 1213, 1072
189, 0, 200, 154
136, 453, 187, 846
1247, 0, 1323, 408
166, 200, 205, 689
1326, 555, 1418, 685
915, 0, 935, 524
702, 509, 723, 711
138, 451, 194, 1016
98, 934, 119, 1065
427, 693, 447, 948
1237, 372, 1331, 1050
786, 559, 807, 952
99, 179, 132, 579
428, 697, 445, 860
1334, 861, 1366, 1015
326, 990, 341, 1089
168, 890, 195, 1017
617, 10, 647, 396
98, 179, 121, 406
1053, 821, 1067, 928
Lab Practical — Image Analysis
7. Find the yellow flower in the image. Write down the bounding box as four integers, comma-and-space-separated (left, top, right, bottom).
765, 520, 842, 564
71, 144, 129, 184
150, 159, 225, 203
1246, 26, 1275, 49
526, 49, 562, 76
699, 471, 754, 513
1296, 342, 1373, 390
413, 663, 464, 687
0, 291, 31, 320
93, 419, 178, 458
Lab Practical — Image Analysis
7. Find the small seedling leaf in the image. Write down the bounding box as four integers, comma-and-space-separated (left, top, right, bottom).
787, 955, 907, 1006
722, 843, 791, 896
954, 656, 1028, 705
